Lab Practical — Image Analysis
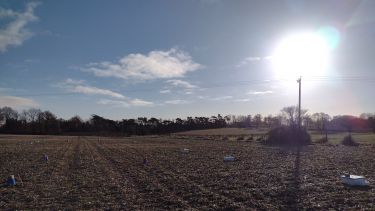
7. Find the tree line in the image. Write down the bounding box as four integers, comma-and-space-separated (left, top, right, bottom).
0, 106, 374, 136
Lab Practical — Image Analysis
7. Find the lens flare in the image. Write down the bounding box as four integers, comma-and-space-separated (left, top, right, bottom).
272, 31, 332, 78
318, 26, 341, 50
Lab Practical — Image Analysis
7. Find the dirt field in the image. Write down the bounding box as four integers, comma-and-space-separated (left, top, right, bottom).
0, 133, 374, 210
176, 128, 268, 136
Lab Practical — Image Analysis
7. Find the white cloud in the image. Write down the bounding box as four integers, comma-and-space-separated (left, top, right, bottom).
165, 100, 189, 105
197, 95, 206, 99
235, 98, 251, 102
247, 57, 262, 61
0, 95, 38, 107
212, 95, 233, 101
64, 78, 85, 85
0, 2, 39, 53
129, 98, 154, 106
166, 79, 197, 89
248, 90, 273, 95
165, 79, 199, 95
97, 99, 129, 107
97, 98, 153, 107
160, 89, 171, 94
237, 57, 261, 67
59, 79, 153, 107
72, 85, 125, 99
84, 48, 202, 80
237, 56, 273, 67
59, 79, 125, 99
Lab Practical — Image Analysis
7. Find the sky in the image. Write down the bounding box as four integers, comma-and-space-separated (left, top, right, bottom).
1, 0, 375, 120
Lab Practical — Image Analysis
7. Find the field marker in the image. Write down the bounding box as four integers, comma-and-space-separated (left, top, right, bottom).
224, 156, 236, 162
143, 158, 149, 165
44, 154, 49, 162
7, 175, 16, 186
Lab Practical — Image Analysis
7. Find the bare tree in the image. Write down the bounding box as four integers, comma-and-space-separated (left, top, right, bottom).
26, 108, 42, 123
254, 114, 262, 128
281, 106, 307, 127
311, 112, 331, 133
0, 107, 18, 120
302, 114, 313, 129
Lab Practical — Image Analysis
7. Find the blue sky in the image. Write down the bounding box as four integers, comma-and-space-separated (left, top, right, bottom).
1, 0, 375, 120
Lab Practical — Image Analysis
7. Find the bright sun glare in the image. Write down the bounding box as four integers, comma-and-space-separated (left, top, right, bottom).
272, 32, 331, 78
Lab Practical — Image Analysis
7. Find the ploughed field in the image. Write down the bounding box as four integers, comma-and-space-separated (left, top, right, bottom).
0, 134, 374, 210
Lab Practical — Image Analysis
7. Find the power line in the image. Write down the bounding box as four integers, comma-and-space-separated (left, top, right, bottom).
2, 76, 375, 97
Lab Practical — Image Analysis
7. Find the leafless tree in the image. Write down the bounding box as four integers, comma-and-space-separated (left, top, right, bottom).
311, 112, 331, 133
281, 106, 307, 127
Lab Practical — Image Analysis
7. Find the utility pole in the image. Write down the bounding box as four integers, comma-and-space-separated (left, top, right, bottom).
297, 76, 302, 129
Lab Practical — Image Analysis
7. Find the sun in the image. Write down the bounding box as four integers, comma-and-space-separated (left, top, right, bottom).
272, 32, 330, 78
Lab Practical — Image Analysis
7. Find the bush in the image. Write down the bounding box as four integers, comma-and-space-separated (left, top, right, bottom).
237, 136, 245, 141
317, 136, 328, 144
222, 136, 229, 141
341, 135, 359, 146
264, 126, 311, 146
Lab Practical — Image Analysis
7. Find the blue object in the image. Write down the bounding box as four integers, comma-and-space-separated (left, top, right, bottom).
44, 154, 49, 162
7, 175, 16, 186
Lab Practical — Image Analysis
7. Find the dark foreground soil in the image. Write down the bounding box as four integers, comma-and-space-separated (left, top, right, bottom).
0, 134, 374, 210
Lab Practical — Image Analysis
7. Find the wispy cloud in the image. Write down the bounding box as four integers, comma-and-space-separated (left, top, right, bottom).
59, 78, 125, 99
0, 95, 38, 107
165, 99, 189, 105
211, 95, 233, 101
72, 85, 125, 99
237, 57, 261, 67
97, 99, 129, 107
197, 95, 206, 99
160, 89, 171, 94
64, 78, 85, 85
0, 2, 39, 53
196, 95, 233, 101
166, 79, 197, 89
130, 98, 154, 106
235, 98, 251, 102
60, 78, 153, 106
98, 98, 154, 107
164, 79, 199, 95
248, 90, 273, 95
83, 48, 202, 80
237, 56, 272, 67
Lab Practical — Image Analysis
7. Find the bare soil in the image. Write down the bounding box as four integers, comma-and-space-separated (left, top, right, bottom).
175, 128, 267, 136
0, 134, 374, 210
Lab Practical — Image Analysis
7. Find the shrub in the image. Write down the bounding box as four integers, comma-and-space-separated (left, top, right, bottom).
316, 136, 328, 144
222, 136, 229, 141
247, 135, 254, 141
341, 135, 359, 146
237, 136, 245, 141
264, 126, 311, 146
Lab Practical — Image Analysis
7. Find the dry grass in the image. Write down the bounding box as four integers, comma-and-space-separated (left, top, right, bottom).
310, 132, 375, 145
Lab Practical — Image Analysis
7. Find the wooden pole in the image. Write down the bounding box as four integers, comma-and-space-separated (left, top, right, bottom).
297, 77, 302, 129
